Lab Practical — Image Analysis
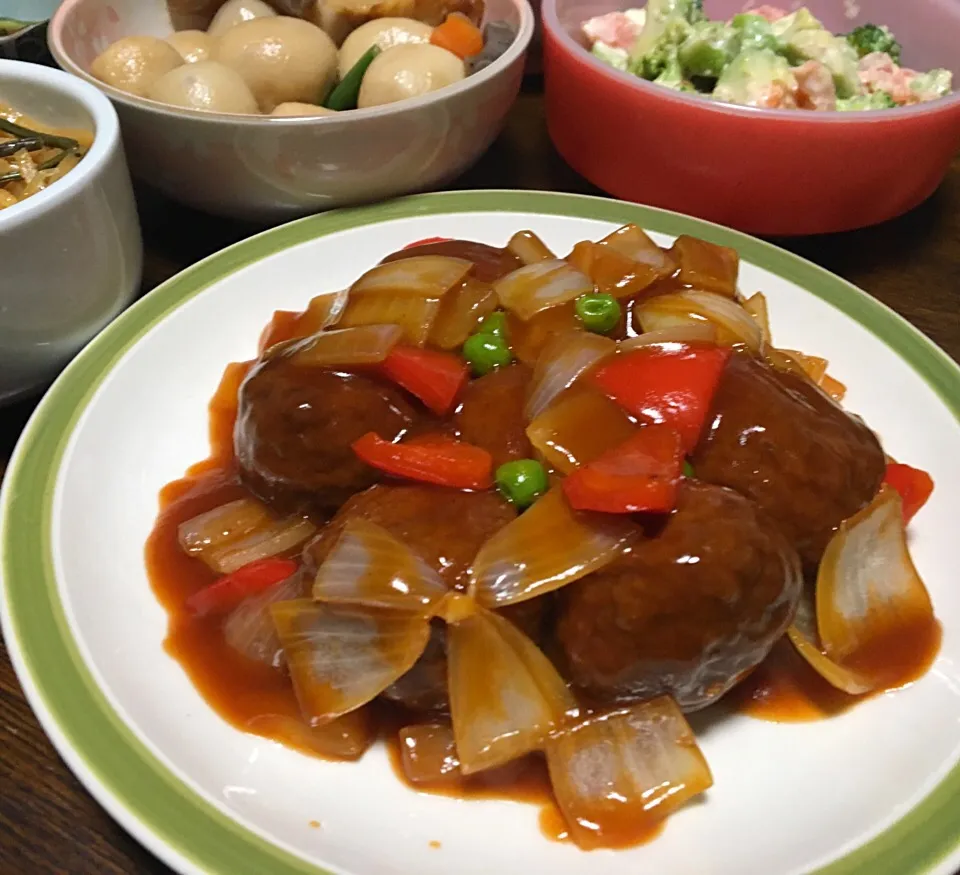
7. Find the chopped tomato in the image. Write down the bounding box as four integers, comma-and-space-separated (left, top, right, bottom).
562, 426, 684, 514
380, 345, 469, 415
187, 558, 299, 617
352, 432, 493, 490
591, 343, 732, 453
402, 236, 454, 250
883, 462, 934, 523
581, 11, 640, 51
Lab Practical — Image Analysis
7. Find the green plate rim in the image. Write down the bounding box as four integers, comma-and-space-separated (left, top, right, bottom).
2, 189, 959, 875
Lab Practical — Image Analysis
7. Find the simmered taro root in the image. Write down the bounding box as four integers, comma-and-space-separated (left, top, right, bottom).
302, 483, 545, 711
557, 481, 802, 711
235, 356, 423, 514
692, 353, 885, 571
453, 363, 533, 467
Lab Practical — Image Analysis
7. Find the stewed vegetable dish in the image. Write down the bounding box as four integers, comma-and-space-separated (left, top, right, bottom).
0, 104, 91, 210
90, 0, 514, 115
147, 225, 939, 850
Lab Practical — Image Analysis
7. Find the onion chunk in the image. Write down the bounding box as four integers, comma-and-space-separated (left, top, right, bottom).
469, 487, 637, 607
350, 255, 473, 298
271, 600, 430, 725
495, 259, 594, 322
668, 234, 739, 297
312, 518, 448, 613
288, 324, 404, 367
636, 289, 762, 351
816, 485, 936, 683
428, 278, 498, 350
448, 608, 576, 774
527, 387, 636, 474
507, 230, 556, 265
598, 224, 676, 275
525, 329, 616, 422
546, 698, 713, 850
399, 723, 461, 783
338, 294, 441, 347
224, 571, 305, 667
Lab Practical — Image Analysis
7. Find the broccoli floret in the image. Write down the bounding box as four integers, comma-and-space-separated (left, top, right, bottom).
592, 41, 629, 72
730, 13, 780, 53
785, 28, 862, 97
910, 68, 953, 101
678, 20, 739, 78
645, 0, 704, 24
836, 91, 896, 110
845, 23, 901, 63
770, 7, 823, 41
712, 48, 798, 107
629, 15, 691, 79
653, 53, 696, 91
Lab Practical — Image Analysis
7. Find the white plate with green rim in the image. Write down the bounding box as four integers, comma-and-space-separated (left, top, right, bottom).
2, 190, 960, 875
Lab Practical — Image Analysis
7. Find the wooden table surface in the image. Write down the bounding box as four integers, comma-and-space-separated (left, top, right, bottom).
1, 82, 959, 874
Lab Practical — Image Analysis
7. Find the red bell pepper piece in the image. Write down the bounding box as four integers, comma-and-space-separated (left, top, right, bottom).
379, 345, 469, 415
187, 557, 299, 617
592, 343, 732, 453
402, 236, 453, 250
562, 425, 684, 514
883, 462, 934, 524
352, 432, 493, 490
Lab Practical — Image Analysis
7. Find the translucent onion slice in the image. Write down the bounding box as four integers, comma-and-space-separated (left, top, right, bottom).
249, 709, 376, 761
598, 223, 676, 275
786, 587, 874, 695
312, 518, 448, 613
494, 259, 594, 322
507, 302, 580, 367
399, 722, 462, 783
619, 323, 719, 351
816, 485, 936, 673
525, 329, 617, 422
350, 255, 473, 298
565, 241, 662, 300
448, 607, 577, 774
271, 600, 431, 725
224, 571, 305, 667
743, 291, 771, 344
507, 230, 556, 265
545, 698, 713, 850
206, 516, 317, 574
527, 387, 636, 474
668, 235, 739, 297
179, 498, 273, 558
288, 324, 404, 367
779, 348, 828, 384
821, 374, 847, 402
289, 289, 349, 341
427, 277, 498, 350
636, 289, 762, 351
338, 293, 441, 347
469, 487, 637, 607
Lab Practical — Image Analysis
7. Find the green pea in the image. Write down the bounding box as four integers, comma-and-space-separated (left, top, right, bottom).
477, 310, 508, 338
463, 332, 512, 376
575, 293, 621, 334
682, 460, 696, 478
495, 459, 549, 509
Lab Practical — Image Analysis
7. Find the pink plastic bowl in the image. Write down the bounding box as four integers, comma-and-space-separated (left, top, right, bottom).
542, 0, 960, 235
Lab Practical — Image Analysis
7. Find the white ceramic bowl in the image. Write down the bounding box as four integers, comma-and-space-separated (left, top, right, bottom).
0, 59, 141, 404
48, 0, 535, 223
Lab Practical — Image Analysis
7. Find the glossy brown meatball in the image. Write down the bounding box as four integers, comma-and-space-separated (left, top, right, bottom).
454, 364, 533, 467
691, 353, 885, 571
380, 239, 521, 284
556, 481, 802, 711
303, 483, 543, 712
235, 354, 422, 515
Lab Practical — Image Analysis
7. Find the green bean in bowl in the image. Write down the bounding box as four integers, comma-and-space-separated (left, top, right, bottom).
581, 1, 952, 110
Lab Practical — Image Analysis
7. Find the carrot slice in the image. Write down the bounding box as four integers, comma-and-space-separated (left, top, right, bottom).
430, 13, 484, 59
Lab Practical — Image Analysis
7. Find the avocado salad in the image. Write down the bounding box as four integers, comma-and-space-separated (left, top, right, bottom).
582, 1, 953, 110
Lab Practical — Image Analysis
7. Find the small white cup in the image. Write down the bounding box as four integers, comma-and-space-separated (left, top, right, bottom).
0, 59, 142, 403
